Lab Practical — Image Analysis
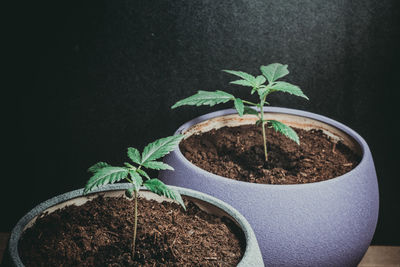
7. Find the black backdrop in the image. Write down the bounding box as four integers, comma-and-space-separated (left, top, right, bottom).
3, 0, 400, 245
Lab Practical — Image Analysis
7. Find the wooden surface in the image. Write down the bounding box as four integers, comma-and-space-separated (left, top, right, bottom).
359, 246, 400, 267
1, 232, 399, 266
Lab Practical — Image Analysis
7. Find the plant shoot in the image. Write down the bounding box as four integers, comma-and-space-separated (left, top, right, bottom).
84, 135, 185, 258
172, 63, 308, 161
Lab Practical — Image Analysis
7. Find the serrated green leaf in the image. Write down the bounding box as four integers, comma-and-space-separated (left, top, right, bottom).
144, 179, 186, 210
84, 167, 129, 194
136, 168, 150, 179
234, 98, 244, 116
141, 135, 184, 164
127, 147, 141, 165
142, 161, 174, 170
268, 120, 300, 145
269, 81, 308, 99
255, 75, 266, 87
260, 63, 289, 83
222, 70, 256, 84
124, 162, 135, 168
129, 170, 143, 192
171, 90, 234, 109
230, 79, 254, 87
243, 106, 259, 116
88, 162, 110, 174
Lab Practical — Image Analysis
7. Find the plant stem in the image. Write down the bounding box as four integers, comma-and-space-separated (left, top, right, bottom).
259, 97, 268, 161
132, 191, 138, 258
261, 120, 268, 161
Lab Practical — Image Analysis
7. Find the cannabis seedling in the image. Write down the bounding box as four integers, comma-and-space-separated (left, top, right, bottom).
84, 135, 185, 257
172, 63, 309, 161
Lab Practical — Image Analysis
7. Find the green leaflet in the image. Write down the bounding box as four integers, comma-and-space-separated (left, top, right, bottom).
84, 167, 129, 194
144, 179, 186, 210
230, 75, 265, 88
230, 79, 254, 87
234, 98, 244, 116
260, 63, 289, 83
136, 168, 150, 179
222, 70, 256, 84
87, 162, 110, 174
129, 170, 143, 192
268, 120, 300, 145
269, 81, 309, 99
255, 75, 266, 87
141, 135, 184, 164
124, 162, 135, 168
127, 147, 141, 165
171, 90, 234, 109
142, 161, 174, 170
243, 106, 259, 116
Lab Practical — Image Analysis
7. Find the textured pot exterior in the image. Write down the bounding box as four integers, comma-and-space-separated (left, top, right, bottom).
8, 184, 263, 267
160, 107, 379, 267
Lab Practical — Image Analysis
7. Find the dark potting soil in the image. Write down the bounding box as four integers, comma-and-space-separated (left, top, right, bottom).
180, 125, 361, 184
19, 195, 244, 267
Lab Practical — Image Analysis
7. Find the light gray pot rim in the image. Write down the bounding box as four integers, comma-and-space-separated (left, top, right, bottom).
9, 183, 262, 267
173, 106, 370, 188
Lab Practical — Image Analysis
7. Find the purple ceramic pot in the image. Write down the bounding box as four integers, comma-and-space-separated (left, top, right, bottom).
160, 107, 379, 267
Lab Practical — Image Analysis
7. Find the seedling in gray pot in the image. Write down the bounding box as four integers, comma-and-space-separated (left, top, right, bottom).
84, 135, 185, 258
172, 63, 308, 161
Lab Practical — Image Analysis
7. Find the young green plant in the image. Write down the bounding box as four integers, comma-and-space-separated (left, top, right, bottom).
172, 63, 309, 161
83, 135, 185, 258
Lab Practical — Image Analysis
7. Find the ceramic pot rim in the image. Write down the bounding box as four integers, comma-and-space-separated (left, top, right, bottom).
9, 184, 261, 267
173, 107, 370, 188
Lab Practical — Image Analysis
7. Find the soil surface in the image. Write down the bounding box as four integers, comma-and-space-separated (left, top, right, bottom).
19, 195, 244, 266
180, 125, 361, 184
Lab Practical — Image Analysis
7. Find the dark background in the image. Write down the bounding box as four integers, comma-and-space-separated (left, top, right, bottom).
3, 0, 400, 245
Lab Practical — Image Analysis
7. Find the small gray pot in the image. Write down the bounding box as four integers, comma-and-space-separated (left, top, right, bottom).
8, 184, 263, 267
160, 107, 379, 267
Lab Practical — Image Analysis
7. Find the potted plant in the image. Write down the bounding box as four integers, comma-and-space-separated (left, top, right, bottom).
161, 64, 379, 266
7, 136, 263, 266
